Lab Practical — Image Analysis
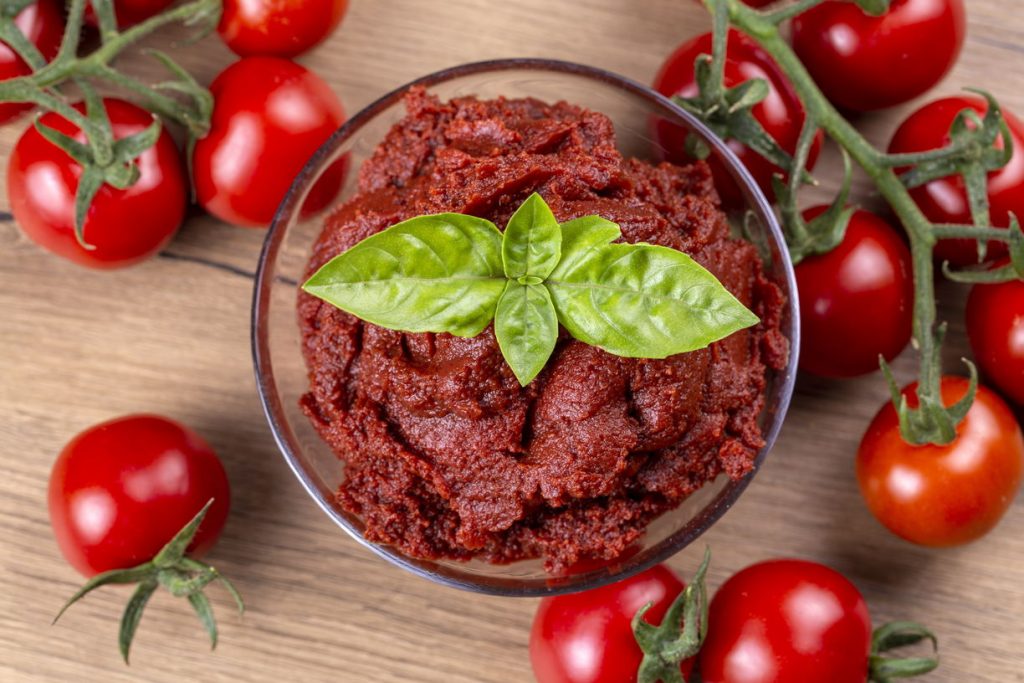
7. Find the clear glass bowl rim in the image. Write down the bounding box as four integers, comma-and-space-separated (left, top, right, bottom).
252, 57, 801, 597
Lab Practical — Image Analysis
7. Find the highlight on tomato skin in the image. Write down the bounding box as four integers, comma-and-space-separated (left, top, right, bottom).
791, 0, 966, 113
795, 207, 914, 378
888, 96, 1024, 266
0, 0, 64, 124
857, 377, 1024, 548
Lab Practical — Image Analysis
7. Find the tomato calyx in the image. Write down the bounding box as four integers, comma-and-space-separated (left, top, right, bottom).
34, 87, 166, 247
775, 144, 855, 264
673, 3, 808, 180
632, 549, 710, 683
883, 90, 1014, 262
880, 349, 979, 446
868, 621, 940, 682
53, 499, 244, 664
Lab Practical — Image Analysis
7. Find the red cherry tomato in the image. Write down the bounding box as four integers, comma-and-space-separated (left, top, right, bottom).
857, 376, 1024, 546
219, 0, 349, 58
967, 274, 1024, 406
7, 98, 187, 268
795, 208, 913, 378
888, 96, 1024, 266
0, 0, 63, 124
530, 565, 695, 683
85, 0, 176, 27
192, 57, 346, 228
792, 0, 965, 112
48, 415, 231, 577
699, 559, 872, 683
654, 29, 822, 201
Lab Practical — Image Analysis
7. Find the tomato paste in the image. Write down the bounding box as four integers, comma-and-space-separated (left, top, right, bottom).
298, 88, 787, 571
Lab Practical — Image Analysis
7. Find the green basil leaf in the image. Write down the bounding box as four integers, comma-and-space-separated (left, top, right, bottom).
494, 281, 559, 386
303, 213, 506, 337
547, 244, 759, 358
550, 215, 622, 277
502, 192, 562, 280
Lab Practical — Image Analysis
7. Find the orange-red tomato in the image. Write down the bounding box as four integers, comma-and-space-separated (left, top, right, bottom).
857, 377, 1024, 546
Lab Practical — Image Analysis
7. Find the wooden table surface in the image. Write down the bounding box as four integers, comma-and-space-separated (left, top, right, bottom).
2, 1, 1023, 681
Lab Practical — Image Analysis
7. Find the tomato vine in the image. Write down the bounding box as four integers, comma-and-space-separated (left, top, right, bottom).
690, 0, 1024, 446
0, 0, 219, 246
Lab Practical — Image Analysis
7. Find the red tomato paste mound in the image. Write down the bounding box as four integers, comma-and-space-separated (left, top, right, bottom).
298, 88, 788, 572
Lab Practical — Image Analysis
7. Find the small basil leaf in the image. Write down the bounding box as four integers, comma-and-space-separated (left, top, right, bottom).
549, 216, 622, 278
303, 213, 506, 337
547, 244, 759, 358
494, 281, 559, 386
502, 192, 561, 280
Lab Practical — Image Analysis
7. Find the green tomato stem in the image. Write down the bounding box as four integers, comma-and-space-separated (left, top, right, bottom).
764, 0, 830, 25
714, 0, 961, 445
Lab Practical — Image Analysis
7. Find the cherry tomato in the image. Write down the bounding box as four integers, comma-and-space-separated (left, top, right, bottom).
48, 415, 231, 577
888, 96, 1024, 266
219, 0, 349, 58
7, 98, 188, 268
0, 0, 63, 124
792, 0, 965, 112
795, 208, 913, 378
192, 57, 346, 228
857, 376, 1024, 546
654, 29, 822, 201
530, 565, 695, 683
85, 0, 176, 27
699, 559, 872, 683
967, 275, 1024, 406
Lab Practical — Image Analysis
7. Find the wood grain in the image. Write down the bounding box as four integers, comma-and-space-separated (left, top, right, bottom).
2, 1, 1023, 681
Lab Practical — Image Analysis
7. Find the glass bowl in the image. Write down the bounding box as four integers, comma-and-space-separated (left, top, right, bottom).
252, 59, 799, 597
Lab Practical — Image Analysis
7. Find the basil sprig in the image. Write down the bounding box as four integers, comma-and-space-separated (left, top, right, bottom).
303, 194, 759, 385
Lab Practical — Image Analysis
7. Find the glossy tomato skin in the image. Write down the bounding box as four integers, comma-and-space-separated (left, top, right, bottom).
792, 0, 965, 112
219, 0, 349, 58
48, 415, 231, 578
0, 0, 64, 123
857, 377, 1024, 546
192, 57, 346, 228
699, 560, 872, 683
85, 0, 177, 27
654, 29, 822, 201
8, 98, 187, 268
796, 208, 913, 378
888, 97, 1024, 266
967, 276, 1024, 405
530, 565, 694, 683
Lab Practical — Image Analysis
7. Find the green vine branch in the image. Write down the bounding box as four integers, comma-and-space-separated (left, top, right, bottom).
694, 0, 1021, 445
0, 0, 220, 246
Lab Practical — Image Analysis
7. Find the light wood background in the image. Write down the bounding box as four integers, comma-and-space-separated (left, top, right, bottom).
2, 1, 1023, 681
